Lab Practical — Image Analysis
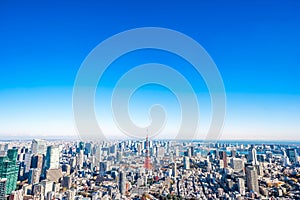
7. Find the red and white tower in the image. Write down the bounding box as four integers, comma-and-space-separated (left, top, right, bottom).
144, 132, 152, 170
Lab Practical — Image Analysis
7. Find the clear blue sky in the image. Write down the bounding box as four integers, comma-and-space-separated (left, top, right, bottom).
0, 0, 299, 140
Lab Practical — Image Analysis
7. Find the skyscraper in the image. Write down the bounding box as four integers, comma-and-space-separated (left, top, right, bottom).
0, 148, 19, 194
77, 141, 85, 153
31, 139, 47, 155
231, 158, 244, 174
246, 165, 259, 193
116, 151, 122, 163
45, 146, 60, 170
286, 148, 299, 164
23, 152, 32, 174
94, 145, 101, 163
237, 178, 245, 195
31, 154, 44, 172
119, 170, 126, 195
28, 168, 41, 185
282, 150, 291, 166
219, 151, 228, 168
62, 176, 72, 189
231, 149, 237, 158
248, 145, 258, 166
77, 150, 84, 168
183, 156, 190, 170
172, 162, 177, 178
85, 142, 92, 155
99, 161, 109, 177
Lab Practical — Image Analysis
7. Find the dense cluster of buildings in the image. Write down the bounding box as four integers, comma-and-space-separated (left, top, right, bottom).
0, 138, 300, 199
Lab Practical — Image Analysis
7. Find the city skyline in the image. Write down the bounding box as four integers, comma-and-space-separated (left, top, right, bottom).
1, 1, 300, 140
1, 138, 300, 199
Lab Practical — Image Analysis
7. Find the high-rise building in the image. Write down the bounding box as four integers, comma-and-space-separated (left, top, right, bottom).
237, 178, 245, 195
247, 146, 258, 166
116, 151, 122, 163
94, 145, 101, 164
283, 150, 291, 166
231, 149, 237, 158
190, 146, 195, 157
137, 143, 142, 156
85, 142, 93, 155
77, 150, 84, 168
0, 148, 19, 194
31, 139, 47, 155
99, 161, 109, 177
186, 148, 192, 157
77, 142, 85, 153
183, 156, 190, 170
45, 146, 60, 170
23, 153, 32, 174
119, 170, 126, 195
0, 178, 7, 199
109, 144, 116, 155
286, 148, 299, 164
172, 162, 177, 178
69, 157, 76, 169
41, 180, 53, 198
31, 154, 44, 172
231, 158, 244, 174
173, 147, 179, 157
28, 168, 41, 185
246, 165, 259, 193
62, 176, 72, 189
219, 151, 228, 168
62, 164, 71, 175
156, 146, 165, 158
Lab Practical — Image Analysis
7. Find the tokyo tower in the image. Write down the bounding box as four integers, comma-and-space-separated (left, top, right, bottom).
144, 132, 152, 170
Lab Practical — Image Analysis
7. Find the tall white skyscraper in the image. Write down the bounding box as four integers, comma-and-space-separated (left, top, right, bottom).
23, 152, 32, 173
283, 150, 291, 166
31, 139, 47, 155
45, 145, 60, 170
77, 150, 84, 168
237, 178, 245, 195
248, 145, 258, 166
95, 145, 101, 163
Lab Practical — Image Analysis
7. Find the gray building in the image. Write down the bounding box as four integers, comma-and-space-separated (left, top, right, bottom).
119, 170, 126, 195
246, 165, 259, 193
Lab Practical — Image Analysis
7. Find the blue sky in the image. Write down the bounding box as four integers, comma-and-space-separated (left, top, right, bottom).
0, 0, 299, 140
